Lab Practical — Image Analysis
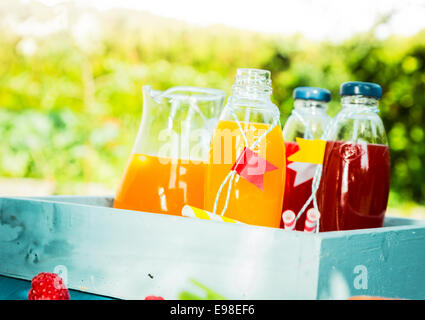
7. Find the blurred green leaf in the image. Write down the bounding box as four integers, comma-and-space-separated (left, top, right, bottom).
178, 279, 226, 300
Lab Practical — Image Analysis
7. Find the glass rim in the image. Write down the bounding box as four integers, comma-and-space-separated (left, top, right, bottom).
143, 85, 226, 102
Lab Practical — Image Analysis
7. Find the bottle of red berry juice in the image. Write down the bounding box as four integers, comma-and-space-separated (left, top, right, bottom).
282, 87, 331, 230
317, 81, 390, 231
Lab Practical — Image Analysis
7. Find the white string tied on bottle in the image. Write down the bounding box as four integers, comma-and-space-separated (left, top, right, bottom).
294, 105, 379, 233
212, 106, 280, 217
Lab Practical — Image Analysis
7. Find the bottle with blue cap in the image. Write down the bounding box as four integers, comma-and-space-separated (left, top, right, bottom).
281, 86, 332, 231
316, 81, 391, 231
283, 86, 332, 140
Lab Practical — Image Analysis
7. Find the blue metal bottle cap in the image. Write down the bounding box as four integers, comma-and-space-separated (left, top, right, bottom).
293, 87, 331, 102
340, 81, 382, 99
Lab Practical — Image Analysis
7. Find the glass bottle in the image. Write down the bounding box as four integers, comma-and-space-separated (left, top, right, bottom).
317, 81, 390, 231
282, 87, 331, 230
114, 86, 226, 216
204, 68, 285, 228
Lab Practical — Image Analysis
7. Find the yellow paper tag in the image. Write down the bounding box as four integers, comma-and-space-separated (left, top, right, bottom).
182, 205, 243, 224
287, 138, 327, 165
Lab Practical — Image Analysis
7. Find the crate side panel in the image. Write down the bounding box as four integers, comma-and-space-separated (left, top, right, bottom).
317, 227, 425, 299
0, 197, 320, 300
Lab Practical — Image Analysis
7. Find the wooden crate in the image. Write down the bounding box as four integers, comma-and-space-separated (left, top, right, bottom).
0, 196, 424, 299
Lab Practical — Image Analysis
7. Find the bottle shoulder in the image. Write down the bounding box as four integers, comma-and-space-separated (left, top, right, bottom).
328, 109, 388, 145
227, 97, 279, 112
220, 96, 281, 125
282, 113, 331, 141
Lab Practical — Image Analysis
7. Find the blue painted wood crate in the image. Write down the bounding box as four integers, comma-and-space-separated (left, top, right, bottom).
0, 196, 424, 300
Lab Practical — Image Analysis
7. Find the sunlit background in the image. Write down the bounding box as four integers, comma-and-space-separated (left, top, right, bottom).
1, 0, 425, 218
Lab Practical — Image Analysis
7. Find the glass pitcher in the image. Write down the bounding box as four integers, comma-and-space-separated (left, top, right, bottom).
114, 85, 226, 216
317, 81, 390, 231
282, 87, 331, 230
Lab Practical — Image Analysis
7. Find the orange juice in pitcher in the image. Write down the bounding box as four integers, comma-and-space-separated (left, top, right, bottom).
114, 154, 207, 215
114, 86, 225, 216
204, 69, 285, 228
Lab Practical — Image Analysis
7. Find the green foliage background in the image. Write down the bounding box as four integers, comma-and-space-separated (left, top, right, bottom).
0, 7, 424, 207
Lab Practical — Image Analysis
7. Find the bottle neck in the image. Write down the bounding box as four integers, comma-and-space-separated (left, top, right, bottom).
232, 86, 272, 101
341, 95, 379, 110
294, 99, 328, 115
231, 68, 272, 102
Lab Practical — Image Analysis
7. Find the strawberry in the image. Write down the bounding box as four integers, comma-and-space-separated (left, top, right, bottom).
145, 295, 164, 300
28, 272, 70, 300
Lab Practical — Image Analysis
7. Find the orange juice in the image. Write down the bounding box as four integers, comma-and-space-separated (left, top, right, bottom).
114, 154, 206, 215
204, 120, 286, 228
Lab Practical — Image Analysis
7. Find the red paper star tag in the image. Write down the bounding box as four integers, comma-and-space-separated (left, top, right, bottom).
231, 147, 278, 191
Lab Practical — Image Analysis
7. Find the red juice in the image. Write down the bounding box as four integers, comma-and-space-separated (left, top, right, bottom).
317, 141, 390, 231
281, 141, 314, 231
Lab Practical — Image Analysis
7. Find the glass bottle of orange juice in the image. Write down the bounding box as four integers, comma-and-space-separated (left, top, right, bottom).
204, 69, 285, 228
114, 86, 225, 216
